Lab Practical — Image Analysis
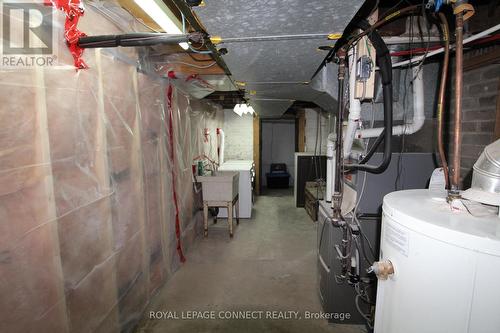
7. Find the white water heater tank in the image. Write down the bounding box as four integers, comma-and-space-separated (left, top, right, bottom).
374, 189, 500, 333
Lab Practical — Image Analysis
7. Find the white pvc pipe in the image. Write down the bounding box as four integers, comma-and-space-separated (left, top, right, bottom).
217, 128, 225, 165
326, 136, 335, 203
356, 66, 424, 139
343, 48, 362, 158
392, 23, 500, 68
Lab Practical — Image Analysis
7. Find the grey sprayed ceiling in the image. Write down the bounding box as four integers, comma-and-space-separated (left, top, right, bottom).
194, 0, 364, 117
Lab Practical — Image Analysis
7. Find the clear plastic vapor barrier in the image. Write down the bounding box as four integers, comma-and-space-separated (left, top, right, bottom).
0, 3, 222, 332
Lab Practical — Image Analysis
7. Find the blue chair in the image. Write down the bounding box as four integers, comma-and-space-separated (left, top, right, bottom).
266, 163, 290, 188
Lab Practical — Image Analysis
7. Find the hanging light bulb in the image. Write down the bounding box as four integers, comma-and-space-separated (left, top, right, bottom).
233, 104, 244, 116
245, 105, 255, 115
233, 103, 255, 116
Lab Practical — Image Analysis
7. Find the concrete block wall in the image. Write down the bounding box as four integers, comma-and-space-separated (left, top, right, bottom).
223, 109, 254, 161
447, 62, 500, 186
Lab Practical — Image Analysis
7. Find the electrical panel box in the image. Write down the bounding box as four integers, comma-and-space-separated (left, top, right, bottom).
354, 35, 376, 100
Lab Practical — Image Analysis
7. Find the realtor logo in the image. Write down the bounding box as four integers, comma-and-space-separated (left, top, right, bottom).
1, 0, 56, 67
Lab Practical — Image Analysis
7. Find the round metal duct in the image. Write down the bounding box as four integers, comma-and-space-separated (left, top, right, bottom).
463, 139, 500, 205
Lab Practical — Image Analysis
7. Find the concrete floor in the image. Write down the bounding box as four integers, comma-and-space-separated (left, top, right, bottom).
136, 189, 365, 333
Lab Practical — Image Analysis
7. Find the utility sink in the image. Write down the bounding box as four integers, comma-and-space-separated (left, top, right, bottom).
198, 171, 239, 202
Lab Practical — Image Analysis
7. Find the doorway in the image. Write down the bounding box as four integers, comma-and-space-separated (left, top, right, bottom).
260, 119, 296, 193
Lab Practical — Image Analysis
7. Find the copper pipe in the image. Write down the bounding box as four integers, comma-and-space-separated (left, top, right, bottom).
437, 13, 450, 189
452, 10, 464, 191
332, 51, 347, 219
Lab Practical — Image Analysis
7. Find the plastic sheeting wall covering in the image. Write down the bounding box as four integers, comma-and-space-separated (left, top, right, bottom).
0, 4, 222, 332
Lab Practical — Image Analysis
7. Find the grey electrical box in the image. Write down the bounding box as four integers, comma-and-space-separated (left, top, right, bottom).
356, 56, 372, 81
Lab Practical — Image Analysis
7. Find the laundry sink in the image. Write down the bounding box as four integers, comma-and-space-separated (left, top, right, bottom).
198, 171, 239, 202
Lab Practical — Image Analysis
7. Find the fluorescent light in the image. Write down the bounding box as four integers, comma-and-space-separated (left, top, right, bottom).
134, 0, 189, 50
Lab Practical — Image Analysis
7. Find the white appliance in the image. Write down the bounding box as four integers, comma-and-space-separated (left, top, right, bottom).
217, 160, 254, 218
374, 189, 500, 333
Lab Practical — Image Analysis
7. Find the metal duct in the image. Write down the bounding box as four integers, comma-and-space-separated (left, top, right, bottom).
462, 139, 500, 205
310, 62, 338, 100
194, 0, 364, 117
471, 140, 500, 193
249, 99, 294, 118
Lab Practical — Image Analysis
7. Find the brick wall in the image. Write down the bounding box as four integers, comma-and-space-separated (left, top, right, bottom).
223, 109, 254, 160
448, 62, 500, 187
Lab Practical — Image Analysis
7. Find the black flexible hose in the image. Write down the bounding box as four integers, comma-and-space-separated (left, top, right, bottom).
78, 33, 190, 49
345, 20, 393, 174
359, 129, 385, 165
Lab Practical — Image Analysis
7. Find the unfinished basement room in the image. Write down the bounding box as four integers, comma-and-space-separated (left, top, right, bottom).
1, 0, 500, 332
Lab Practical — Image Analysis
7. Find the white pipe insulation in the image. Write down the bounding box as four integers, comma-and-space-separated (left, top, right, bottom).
355, 66, 424, 140
343, 48, 362, 158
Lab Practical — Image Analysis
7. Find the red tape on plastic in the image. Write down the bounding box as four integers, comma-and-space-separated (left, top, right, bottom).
45, 0, 88, 69
167, 84, 186, 263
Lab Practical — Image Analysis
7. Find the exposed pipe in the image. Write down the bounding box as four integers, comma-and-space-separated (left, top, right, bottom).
332, 51, 347, 218
216, 128, 225, 166
215, 34, 444, 46
344, 20, 393, 174
343, 47, 362, 158
359, 130, 385, 164
343, 5, 421, 51
355, 66, 424, 139
451, 3, 466, 193
212, 33, 335, 44
437, 12, 450, 189
392, 23, 500, 68
326, 135, 335, 203
78, 32, 200, 48
389, 34, 500, 57
312, 4, 421, 79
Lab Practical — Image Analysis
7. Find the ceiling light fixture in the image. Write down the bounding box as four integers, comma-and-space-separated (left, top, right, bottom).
134, 0, 189, 50
233, 103, 255, 117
